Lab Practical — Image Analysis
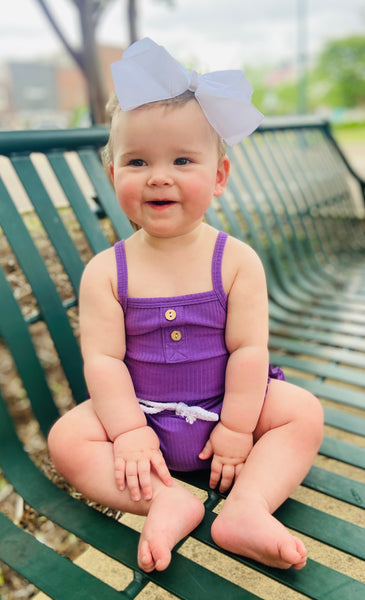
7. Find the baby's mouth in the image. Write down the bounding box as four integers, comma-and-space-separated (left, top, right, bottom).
148, 200, 175, 206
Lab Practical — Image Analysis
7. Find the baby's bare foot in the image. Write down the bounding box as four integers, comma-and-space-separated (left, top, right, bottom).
138, 484, 204, 572
211, 497, 307, 570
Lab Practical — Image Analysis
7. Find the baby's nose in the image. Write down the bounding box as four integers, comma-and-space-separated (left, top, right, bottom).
147, 169, 173, 186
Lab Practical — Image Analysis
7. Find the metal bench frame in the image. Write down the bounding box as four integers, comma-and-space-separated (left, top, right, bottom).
0, 119, 364, 600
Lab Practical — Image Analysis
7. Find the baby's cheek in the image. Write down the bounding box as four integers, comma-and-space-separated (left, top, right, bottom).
115, 179, 140, 212
184, 181, 214, 210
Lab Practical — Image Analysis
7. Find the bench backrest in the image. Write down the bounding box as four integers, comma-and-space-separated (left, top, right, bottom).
0, 128, 132, 437
0, 120, 364, 438
208, 119, 364, 292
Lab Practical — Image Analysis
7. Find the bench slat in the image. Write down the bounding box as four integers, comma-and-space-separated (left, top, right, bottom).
319, 437, 365, 469
270, 302, 365, 336
303, 465, 365, 507
0, 182, 87, 405
11, 156, 85, 294
0, 266, 59, 434
78, 149, 134, 240
276, 498, 365, 559
284, 377, 365, 413
269, 352, 365, 389
252, 133, 327, 290
270, 332, 365, 364
47, 152, 111, 255
0, 513, 132, 600
258, 131, 337, 278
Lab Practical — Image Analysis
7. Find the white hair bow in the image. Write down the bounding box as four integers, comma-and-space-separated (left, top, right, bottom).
111, 38, 263, 146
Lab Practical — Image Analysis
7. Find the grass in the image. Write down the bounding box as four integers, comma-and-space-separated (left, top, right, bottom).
332, 123, 365, 144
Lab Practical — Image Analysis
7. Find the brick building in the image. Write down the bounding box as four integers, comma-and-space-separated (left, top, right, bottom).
0, 45, 124, 130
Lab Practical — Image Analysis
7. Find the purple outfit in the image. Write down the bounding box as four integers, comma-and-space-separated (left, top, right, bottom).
114, 231, 284, 471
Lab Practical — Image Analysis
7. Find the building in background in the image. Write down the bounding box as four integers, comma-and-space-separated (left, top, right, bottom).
0, 46, 123, 130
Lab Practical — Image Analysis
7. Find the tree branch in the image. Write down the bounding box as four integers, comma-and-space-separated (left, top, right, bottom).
35, 0, 84, 70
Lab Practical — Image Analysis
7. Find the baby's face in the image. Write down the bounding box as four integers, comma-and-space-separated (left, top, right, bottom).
109, 100, 229, 238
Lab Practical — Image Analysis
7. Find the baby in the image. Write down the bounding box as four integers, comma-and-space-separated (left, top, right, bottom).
48, 38, 323, 573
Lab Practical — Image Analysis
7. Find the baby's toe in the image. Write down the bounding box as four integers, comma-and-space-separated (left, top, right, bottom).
138, 539, 155, 572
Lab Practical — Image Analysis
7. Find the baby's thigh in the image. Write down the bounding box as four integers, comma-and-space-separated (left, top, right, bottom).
48, 399, 108, 456
254, 379, 321, 440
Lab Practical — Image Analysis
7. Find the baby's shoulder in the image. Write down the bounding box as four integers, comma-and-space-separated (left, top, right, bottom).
81, 246, 117, 283
224, 234, 263, 269
222, 235, 265, 294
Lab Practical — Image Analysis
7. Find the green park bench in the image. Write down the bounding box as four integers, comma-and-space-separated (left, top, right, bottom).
0, 119, 364, 600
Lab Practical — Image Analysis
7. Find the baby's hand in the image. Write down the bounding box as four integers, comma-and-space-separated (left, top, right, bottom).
199, 422, 253, 492
113, 426, 172, 501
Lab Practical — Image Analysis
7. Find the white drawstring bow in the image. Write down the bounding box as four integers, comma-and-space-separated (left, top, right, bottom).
138, 398, 219, 425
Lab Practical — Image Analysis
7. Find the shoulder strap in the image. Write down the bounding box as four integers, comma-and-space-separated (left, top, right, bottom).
211, 231, 228, 307
114, 240, 128, 312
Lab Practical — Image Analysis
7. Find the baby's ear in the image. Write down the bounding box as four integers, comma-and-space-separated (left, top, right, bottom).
109, 165, 115, 183
214, 156, 230, 197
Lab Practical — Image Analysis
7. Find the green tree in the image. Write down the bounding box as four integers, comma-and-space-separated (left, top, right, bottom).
313, 35, 365, 108
245, 66, 298, 116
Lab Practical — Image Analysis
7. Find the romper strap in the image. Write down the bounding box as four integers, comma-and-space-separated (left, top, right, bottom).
211, 231, 228, 308
114, 240, 128, 312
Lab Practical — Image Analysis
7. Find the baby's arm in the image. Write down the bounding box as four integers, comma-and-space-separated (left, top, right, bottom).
79, 250, 172, 500
199, 240, 269, 491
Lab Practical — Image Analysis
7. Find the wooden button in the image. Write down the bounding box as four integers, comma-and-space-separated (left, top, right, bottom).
170, 330, 182, 341
165, 309, 177, 321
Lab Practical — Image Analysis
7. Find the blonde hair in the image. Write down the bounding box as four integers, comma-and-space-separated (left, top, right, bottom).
101, 90, 227, 175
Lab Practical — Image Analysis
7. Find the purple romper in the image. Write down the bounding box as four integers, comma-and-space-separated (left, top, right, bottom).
115, 231, 284, 472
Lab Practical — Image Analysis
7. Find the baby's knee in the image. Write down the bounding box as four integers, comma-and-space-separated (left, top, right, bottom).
48, 415, 80, 476
295, 389, 324, 449
48, 417, 63, 457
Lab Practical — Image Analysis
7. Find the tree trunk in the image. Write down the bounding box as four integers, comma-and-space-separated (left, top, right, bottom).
79, 0, 108, 124
128, 0, 138, 44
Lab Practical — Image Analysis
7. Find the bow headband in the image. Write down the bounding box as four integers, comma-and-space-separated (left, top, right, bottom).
111, 38, 263, 146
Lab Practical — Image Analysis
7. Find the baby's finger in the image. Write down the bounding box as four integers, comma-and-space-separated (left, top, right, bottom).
137, 459, 153, 500
114, 457, 126, 491
234, 463, 243, 480
151, 452, 172, 486
198, 440, 213, 460
219, 464, 235, 493
209, 458, 222, 489
126, 460, 141, 501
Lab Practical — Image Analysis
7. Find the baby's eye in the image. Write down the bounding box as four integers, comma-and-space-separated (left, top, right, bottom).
128, 158, 146, 167
174, 157, 191, 166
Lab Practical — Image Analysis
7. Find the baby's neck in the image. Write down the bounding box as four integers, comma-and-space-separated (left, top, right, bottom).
140, 222, 207, 252
125, 223, 217, 298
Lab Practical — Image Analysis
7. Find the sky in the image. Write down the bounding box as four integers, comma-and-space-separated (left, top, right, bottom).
1, 0, 365, 72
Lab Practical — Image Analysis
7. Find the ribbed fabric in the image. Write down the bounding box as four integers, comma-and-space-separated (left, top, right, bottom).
114, 232, 285, 471
114, 232, 228, 470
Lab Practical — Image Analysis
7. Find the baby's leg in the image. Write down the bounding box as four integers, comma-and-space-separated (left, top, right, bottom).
48, 401, 204, 571
137, 482, 204, 571
211, 380, 323, 569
